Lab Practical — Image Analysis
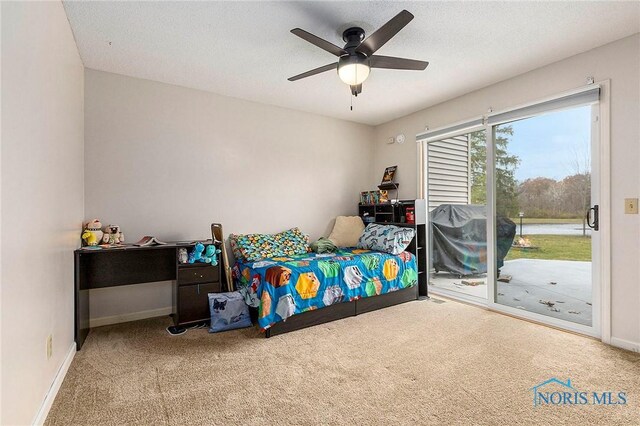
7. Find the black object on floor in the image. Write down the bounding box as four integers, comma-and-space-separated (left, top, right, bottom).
166, 325, 186, 336
167, 320, 210, 336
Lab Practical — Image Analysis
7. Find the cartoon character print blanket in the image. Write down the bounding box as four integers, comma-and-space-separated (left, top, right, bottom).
233, 248, 418, 330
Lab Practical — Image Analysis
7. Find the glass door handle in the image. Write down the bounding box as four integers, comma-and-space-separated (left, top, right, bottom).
586, 205, 599, 231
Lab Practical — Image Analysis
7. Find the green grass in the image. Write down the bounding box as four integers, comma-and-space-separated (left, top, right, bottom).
508, 217, 584, 224
506, 234, 591, 262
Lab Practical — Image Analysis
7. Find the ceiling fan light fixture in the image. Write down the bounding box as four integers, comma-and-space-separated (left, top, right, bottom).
289, 10, 426, 98
337, 54, 370, 86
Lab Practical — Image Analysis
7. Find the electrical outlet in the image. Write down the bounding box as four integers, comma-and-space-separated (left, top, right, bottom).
624, 198, 638, 214
46, 335, 52, 360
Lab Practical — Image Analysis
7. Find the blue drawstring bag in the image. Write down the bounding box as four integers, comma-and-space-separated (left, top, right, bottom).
208, 291, 252, 333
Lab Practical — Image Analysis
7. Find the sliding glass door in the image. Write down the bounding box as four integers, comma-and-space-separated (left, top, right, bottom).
426, 130, 488, 301
421, 86, 602, 335
491, 105, 596, 327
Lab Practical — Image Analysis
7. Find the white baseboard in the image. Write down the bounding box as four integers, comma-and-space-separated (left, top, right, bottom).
89, 306, 173, 328
31, 309, 172, 424
610, 337, 640, 353
32, 342, 76, 426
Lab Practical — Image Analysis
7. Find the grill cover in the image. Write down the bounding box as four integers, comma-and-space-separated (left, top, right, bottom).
430, 204, 516, 276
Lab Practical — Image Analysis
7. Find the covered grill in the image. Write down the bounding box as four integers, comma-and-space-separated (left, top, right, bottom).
430, 204, 516, 276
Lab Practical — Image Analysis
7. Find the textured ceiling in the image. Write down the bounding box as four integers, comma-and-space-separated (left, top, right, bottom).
63, 1, 640, 126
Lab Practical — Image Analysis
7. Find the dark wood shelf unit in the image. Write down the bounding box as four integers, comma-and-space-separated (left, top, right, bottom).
358, 199, 428, 297
172, 245, 227, 327
378, 182, 399, 191
173, 256, 223, 326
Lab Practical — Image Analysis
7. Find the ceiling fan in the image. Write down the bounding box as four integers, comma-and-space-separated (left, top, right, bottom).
288, 10, 428, 97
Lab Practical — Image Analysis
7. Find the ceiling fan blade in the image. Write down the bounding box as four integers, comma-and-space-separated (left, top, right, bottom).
370, 55, 429, 70
288, 63, 337, 81
291, 28, 346, 57
357, 10, 414, 57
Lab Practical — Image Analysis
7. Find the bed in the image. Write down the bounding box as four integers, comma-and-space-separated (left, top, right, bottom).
233, 248, 419, 336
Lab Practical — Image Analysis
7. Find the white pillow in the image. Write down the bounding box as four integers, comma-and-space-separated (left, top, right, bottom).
357, 223, 415, 255
328, 216, 365, 247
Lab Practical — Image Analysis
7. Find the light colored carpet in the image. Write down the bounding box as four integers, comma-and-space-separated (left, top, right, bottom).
45, 299, 640, 425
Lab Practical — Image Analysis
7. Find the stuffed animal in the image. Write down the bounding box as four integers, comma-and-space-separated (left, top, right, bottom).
178, 248, 189, 264
82, 219, 103, 246
202, 244, 222, 266
81, 229, 98, 246
102, 224, 125, 245
188, 243, 206, 263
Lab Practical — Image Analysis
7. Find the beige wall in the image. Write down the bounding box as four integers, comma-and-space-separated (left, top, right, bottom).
1, 2, 85, 425
372, 34, 640, 347
84, 69, 374, 322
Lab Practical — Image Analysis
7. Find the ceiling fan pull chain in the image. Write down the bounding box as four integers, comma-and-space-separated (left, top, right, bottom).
350, 93, 353, 111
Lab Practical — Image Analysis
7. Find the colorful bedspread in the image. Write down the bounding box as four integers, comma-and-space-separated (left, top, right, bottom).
233, 248, 418, 330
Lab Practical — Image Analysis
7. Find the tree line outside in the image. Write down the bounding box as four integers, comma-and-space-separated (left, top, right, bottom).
468, 126, 591, 220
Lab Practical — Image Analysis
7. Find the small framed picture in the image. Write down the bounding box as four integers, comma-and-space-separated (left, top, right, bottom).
381, 166, 397, 185
360, 191, 369, 204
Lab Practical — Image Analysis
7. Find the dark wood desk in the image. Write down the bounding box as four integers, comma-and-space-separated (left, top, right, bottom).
74, 241, 217, 350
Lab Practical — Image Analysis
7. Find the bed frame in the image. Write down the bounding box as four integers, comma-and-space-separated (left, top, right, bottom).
264, 284, 418, 337
263, 221, 421, 338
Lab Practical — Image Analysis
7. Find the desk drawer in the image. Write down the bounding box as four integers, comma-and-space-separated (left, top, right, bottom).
177, 265, 219, 285
178, 282, 221, 325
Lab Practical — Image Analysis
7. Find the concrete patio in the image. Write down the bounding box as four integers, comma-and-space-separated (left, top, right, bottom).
428, 258, 592, 326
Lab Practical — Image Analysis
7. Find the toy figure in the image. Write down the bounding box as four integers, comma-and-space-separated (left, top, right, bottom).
202, 244, 222, 266
82, 219, 103, 246
82, 229, 98, 246
178, 248, 188, 264
188, 243, 206, 263
102, 224, 125, 245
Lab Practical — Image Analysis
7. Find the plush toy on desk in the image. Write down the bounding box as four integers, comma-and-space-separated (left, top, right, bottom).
101, 224, 124, 245
188, 243, 206, 263
81, 219, 103, 246
202, 244, 222, 266
81, 230, 98, 246
178, 248, 189, 264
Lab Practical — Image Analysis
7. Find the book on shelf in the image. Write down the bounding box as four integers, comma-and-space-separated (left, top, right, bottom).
133, 236, 167, 247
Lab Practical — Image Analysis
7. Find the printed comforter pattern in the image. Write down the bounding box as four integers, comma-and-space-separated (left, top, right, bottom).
233, 248, 418, 330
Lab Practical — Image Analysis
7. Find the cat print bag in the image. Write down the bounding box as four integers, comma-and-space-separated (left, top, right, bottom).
208, 291, 252, 333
